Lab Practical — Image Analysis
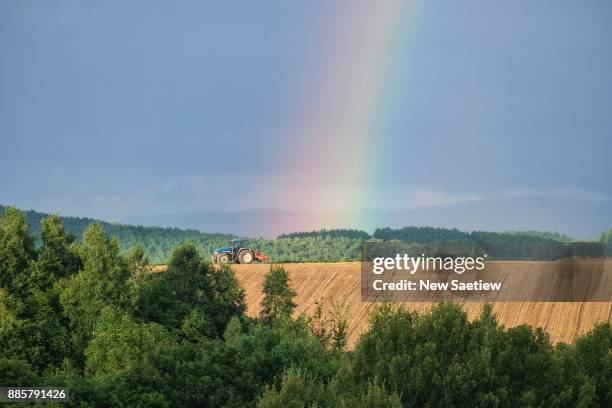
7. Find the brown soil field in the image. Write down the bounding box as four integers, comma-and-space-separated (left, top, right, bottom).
230, 261, 612, 348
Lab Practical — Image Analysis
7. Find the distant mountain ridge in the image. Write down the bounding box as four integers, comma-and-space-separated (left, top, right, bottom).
123, 196, 611, 239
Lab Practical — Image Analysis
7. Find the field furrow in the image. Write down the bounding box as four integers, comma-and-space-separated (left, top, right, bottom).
232, 261, 612, 347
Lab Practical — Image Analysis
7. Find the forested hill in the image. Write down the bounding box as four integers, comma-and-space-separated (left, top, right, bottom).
0, 205, 235, 263
278, 229, 371, 240
372, 226, 610, 260
0, 205, 364, 263
1, 205, 609, 263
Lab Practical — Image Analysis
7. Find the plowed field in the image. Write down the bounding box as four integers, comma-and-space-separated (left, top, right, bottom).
231, 261, 612, 347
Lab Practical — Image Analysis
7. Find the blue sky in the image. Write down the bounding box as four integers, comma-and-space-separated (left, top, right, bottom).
1, 0, 610, 238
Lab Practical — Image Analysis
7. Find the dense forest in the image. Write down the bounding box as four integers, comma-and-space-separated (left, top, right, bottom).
0, 207, 611, 406
278, 229, 371, 240
0, 206, 366, 263
0, 205, 235, 263
2, 205, 609, 263
374, 227, 609, 260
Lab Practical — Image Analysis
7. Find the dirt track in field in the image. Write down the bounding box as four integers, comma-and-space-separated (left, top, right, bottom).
231, 261, 612, 347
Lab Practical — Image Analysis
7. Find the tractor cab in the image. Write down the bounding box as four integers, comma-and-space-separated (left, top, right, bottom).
230, 239, 247, 251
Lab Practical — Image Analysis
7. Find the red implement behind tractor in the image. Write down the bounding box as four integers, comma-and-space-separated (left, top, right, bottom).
254, 252, 269, 262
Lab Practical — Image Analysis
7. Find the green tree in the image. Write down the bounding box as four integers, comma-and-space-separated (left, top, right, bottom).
306, 298, 348, 351
133, 242, 245, 338
0, 213, 73, 372
59, 223, 132, 363
0, 290, 69, 371
0, 358, 37, 386
85, 308, 173, 379
574, 323, 612, 405
356, 383, 402, 408
0, 207, 36, 297
599, 228, 612, 244
258, 367, 328, 408
180, 308, 216, 340
125, 244, 149, 277
213, 317, 338, 406
260, 266, 296, 320
600, 228, 612, 257
258, 368, 402, 408
207, 264, 247, 332
351, 303, 506, 407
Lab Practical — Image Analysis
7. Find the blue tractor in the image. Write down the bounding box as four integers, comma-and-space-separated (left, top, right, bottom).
212, 239, 268, 264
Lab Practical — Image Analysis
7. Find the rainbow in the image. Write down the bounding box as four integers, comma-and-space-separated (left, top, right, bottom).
270, 1, 427, 233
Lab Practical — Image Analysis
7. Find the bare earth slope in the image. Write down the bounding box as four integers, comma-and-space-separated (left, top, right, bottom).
232, 261, 612, 347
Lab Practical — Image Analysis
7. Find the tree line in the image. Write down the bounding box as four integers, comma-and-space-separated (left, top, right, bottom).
2, 205, 609, 263
375, 227, 608, 260
0, 207, 611, 406
278, 229, 371, 240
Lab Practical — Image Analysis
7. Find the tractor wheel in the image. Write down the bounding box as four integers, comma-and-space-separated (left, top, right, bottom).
238, 250, 254, 264
217, 253, 230, 264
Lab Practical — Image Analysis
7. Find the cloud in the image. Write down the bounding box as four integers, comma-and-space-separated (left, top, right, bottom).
500, 188, 612, 203
373, 187, 612, 211
2, 153, 610, 221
